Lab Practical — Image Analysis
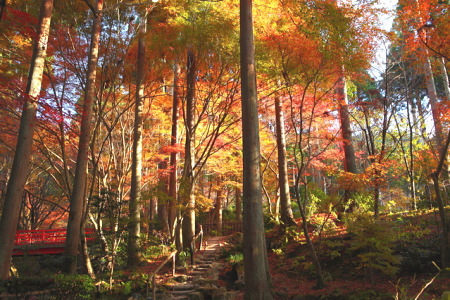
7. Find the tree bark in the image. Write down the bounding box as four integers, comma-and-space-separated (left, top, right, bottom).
336, 73, 357, 211
274, 91, 295, 225
0, 0, 53, 280
214, 177, 224, 235
441, 57, 450, 102
128, 19, 146, 269
157, 160, 170, 233
235, 186, 242, 222
424, 55, 444, 153
169, 64, 180, 239
181, 49, 196, 250
240, 0, 272, 297
64, 0, 103, 274
431, 128, 450, 267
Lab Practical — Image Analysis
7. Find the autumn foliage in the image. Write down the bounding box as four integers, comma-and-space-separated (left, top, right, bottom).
0, 0, 449, 297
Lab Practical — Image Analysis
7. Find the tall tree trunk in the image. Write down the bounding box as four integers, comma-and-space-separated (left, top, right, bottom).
64, 0, 103, 274
0, 0, 53, 279
336, 73, 357, 211
169, 64, 180, 239
420, 33, 448, 186
274, 91, 295, 225
413, 0, 446, 172
240, 0, 272, 297
149, 196, 157, 227
424, 56, 444, 152
403, 93, 417, 210
181, 49, 196, 250
439, 57, 450, 194
128, 19, 146, 269
407, 88, 418, 210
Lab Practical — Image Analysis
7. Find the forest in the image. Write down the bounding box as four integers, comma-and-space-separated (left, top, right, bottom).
0, 0, 449, 299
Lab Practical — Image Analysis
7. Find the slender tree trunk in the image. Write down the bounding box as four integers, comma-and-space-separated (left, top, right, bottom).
80, 222, 96, 279
441, 57, 450, 102
240, 0, 272, 297
181, 49, 196, 250
374, 180, 380, 218
0, 0, 53, 279
235, 186, 242, 222
337, 75, 357, 174
295, 192, 325, 289
175, 212, 183, 252
431, 128, 450, 267
214, 177, 223, 235
169, 64, 180, 238
413, 0, 445, 159
424, 56, 444, 151
274, 91, 295, 225
149, 196, 157, 226
64, 0, 103, 274
407, 93, 417, 210
440, 57, 450, 191
157, 160, 170, 233
128, 19, 146, 268
422, 46, 447, 186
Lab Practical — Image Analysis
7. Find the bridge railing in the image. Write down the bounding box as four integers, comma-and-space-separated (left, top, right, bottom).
15, 228, 96, 246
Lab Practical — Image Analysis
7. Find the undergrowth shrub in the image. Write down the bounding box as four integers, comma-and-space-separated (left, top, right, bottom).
346, 213, 399, 283
389, 210, 440, 274
266, 223, 303, 253
309, 212, 338, 236
224, 232, 243, 254
52, 273, 94, 299
111, 273, 149, 296
226, 252, 243, 264
319, 237, 344, 260
1, 277, 53, 297
177, 251, 190, 268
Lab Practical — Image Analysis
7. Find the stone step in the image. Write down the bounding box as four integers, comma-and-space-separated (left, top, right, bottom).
191, 270, 206, 276
170, 289, 195, 296
194, 260, 214, 265
172, 283, 195, 291
157, 237, 227, 300
197, 256, 215, 262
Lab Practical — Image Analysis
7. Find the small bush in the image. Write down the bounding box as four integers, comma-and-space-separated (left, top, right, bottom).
1, 277, 53, 296
177, 251, 190, 268
226, 252, 243, 264
52, 273, 94, 299
397, 243, 439, 274
346, 213, 399, 283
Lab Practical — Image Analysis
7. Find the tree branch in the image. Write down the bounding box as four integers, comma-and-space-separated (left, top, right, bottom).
81, 0, 97, 14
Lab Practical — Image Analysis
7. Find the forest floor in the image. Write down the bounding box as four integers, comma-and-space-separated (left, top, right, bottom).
5, 209, 450, 299
216, 209, 450, 299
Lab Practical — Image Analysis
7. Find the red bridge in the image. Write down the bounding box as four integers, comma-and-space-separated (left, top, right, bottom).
13, 228, 96, 255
